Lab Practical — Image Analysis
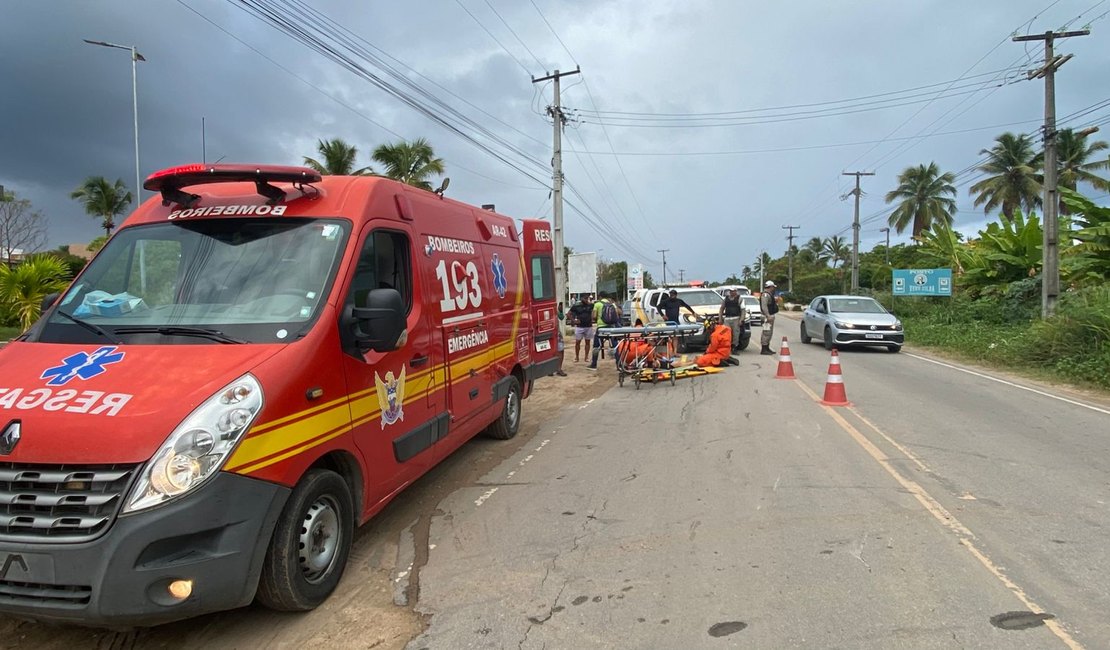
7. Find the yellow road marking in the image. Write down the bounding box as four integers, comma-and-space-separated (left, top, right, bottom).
793, 378, 1084, 650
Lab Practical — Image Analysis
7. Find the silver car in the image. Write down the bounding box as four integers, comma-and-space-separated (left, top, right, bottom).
800, 295, 904, 352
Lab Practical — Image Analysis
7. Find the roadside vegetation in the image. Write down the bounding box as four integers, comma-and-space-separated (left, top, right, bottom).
734, 128, 1110, 392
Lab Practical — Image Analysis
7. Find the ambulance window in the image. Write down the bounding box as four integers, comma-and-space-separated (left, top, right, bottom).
348, 230, 412, 312
531, 255, 554, 301
95, 238, 182, 308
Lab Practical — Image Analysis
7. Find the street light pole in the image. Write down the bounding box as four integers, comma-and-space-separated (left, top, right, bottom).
84, 39, 146, 202
880, 227, 890, 265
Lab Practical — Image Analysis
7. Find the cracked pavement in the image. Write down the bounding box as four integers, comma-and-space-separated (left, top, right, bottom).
405, 344, 1103, 648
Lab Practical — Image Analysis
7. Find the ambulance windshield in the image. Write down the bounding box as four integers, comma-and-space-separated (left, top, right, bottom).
37, 218, 349, 344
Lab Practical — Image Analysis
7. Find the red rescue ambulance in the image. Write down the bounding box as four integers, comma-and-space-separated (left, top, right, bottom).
0, 164, 559, 625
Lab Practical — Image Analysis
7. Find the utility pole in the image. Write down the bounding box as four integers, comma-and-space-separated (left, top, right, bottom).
842, 171, 874, 294
657, 249, 670, 286
1013, 29, 1088, 319
678, 269, 685, 283
782, 225, 799, 293
758, 251, 765, 288
532, 66, 581, 309
880, 227, 891, 265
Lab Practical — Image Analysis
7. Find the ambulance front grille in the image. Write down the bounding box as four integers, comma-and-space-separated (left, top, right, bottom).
0, 463, 137, 541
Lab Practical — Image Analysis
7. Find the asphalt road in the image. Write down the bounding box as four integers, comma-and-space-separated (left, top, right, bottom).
407, 332, 1110, 649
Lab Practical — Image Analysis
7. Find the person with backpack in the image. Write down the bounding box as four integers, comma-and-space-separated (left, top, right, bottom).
587, 293, 623, 370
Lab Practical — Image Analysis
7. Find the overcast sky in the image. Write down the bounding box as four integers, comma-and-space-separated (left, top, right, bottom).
2, 0, 1108, 282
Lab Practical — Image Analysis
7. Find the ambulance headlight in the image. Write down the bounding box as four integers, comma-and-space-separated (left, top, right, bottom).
125, 374, 264, 513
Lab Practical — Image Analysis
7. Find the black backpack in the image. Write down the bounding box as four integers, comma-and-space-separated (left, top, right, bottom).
601, 301, 620, 326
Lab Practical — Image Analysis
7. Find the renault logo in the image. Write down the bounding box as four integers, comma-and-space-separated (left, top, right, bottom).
0, 421, 20, 455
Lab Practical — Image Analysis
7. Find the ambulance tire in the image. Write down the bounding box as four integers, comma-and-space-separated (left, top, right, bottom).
485, 375, 521, 440
256, 469, 354, 612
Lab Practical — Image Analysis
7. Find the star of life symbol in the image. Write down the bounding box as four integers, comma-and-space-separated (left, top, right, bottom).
491, 253, 508, 298
40, 346, 126, 386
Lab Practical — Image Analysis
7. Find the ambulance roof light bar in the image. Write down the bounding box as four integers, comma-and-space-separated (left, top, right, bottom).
143, 164, 323, 208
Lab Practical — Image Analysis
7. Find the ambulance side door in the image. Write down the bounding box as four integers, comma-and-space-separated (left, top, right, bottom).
340, 226, 445, 502
419, 232, 493, 427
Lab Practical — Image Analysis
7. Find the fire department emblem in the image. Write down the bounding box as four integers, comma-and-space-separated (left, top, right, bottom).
375, 366, 406, 429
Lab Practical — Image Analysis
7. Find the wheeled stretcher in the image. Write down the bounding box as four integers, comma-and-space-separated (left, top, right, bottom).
597, 324, 720, 389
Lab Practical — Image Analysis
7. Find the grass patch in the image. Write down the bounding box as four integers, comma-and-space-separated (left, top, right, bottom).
899, 285, 1110, 392
0, 327, 21, 342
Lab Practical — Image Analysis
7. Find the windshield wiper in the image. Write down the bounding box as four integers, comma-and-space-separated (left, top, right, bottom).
113, 326, 247, 344
54, 310, 122, 344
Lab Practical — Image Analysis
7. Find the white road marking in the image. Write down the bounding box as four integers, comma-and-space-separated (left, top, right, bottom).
579, 398, 596, 410
474, 487, 499, 507
906, 352, 1110, 416
772, 476, 781, 492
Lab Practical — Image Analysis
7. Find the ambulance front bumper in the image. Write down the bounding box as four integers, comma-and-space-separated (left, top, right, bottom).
0, 471, 289, 627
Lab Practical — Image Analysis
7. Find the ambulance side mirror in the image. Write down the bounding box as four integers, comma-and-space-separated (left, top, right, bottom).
41, 293, 59, 313
350, 288, 406, 352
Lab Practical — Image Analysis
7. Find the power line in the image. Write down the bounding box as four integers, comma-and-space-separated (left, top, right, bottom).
478, 0, 546, 70
564, 118, 1044, 157
576, 84, 1020, 128
451, 0, 535, 75
528, 0, 661, 240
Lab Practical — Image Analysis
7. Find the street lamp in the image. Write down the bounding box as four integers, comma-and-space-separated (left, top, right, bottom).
880, 227, 891, 265
83, 39, 146, 202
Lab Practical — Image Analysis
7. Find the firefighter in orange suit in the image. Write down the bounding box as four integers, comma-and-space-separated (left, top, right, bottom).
696, 322, 734, 367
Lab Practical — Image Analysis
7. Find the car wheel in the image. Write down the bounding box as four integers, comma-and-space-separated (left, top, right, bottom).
887, 344, 901, 353
800, 322, 811, 344
257, 469, 354, 612
824, 327, 834, 351
484, 375, 521, 440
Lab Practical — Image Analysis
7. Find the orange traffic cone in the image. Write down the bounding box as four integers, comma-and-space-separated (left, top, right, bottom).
820, 349, 851, 406
775, 336, 796, 379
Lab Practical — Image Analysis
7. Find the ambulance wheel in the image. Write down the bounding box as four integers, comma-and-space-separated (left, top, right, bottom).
485, 375, 521, 440
257, 469, 354, 612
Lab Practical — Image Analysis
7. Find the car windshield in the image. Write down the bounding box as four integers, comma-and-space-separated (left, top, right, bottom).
678, 290, 725, 307
38, 218, 349, 344
828, 297, 886, 314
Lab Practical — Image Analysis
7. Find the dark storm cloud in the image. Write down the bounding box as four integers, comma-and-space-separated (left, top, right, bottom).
1, 0, 1107, 280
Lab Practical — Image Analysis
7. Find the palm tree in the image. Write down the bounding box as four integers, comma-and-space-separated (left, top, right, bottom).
1056, 129, 1110, 213
0, 255, 70, 330
969, 132, 1043, 219
371, 138, 446, 191
70, 177, 132, 238
803, 236, 828, 267
822, 236, 850, 268
303, 138, 373, 176
884, 162, 957, 239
